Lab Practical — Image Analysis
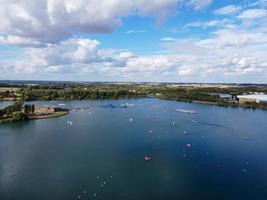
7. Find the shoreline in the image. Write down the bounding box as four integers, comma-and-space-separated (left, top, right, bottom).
1, 97, 267, 112
0, 111, 69, 124
29, 111, 69, 120
158, 97, 267, 110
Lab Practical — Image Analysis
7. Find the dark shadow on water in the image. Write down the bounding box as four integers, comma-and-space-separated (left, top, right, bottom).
192, 120, 230, 129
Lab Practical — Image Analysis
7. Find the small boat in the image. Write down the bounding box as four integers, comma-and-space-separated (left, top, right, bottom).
67, 121, 73, 125
184, 131, 189, 135
144, 156, 152, 161
243, 136, 251, 141
186, 144, 192, 148
176, 109, 196, 114
148, 129, 154, 134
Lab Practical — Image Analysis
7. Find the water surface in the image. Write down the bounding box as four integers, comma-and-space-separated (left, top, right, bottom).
0, 98, 267, 200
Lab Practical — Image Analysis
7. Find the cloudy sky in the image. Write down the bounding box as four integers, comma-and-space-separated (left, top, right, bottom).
0, 0, 267, 83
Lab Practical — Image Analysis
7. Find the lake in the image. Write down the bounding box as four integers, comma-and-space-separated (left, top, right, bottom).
0, 98, 267, 200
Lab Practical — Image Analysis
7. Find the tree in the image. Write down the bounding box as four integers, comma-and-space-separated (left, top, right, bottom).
0, 109, 5, 118
4, 100, 23, 117
12, 111, 28, 121
31, 104, 35, 113
24, 104, 30, 115
12, 100, 23, 111
24, 104, 35, 116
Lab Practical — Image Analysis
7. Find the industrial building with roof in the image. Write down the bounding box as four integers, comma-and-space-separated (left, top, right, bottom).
237, 94, 267, 103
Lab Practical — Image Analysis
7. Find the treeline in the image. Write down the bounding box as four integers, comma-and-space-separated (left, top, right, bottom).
156, 88, 267, 109
0, 90, 19, 99
150, 88, 225, 103
20, 86, 146, 100
194, 86, 267, 95
0, 101, 35, 122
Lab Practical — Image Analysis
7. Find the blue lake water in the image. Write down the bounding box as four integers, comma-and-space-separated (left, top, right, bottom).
0, 98, 267, 200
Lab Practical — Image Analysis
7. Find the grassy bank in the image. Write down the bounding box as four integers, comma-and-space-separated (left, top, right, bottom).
29, 111, 69, 120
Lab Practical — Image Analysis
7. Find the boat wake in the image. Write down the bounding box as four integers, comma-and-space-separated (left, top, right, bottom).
192, 120, 229, 129
176, 109, 196, 114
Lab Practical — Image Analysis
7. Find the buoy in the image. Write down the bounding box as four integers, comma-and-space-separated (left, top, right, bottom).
244, 136, 251, 141
144, 156, 152, 161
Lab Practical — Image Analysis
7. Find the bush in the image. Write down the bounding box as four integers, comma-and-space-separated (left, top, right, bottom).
12, 111, 28, 121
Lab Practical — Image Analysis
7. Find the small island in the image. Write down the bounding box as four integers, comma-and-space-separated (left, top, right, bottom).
0, 100, 68, 123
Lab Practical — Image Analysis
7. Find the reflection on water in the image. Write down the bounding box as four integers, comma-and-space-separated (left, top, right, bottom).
0, 98, 267, 200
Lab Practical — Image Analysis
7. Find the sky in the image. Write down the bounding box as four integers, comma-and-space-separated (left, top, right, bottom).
0, 0, 267, 83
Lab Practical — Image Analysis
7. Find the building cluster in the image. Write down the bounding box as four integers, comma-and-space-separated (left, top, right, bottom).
210, 92, 267, 104
40, 106, 63, 113
237, 94, 267, 104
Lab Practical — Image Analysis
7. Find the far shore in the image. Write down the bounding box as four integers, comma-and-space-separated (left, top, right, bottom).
1, 96, 267, 111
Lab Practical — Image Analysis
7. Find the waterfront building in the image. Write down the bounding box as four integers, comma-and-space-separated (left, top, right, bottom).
237, 94, 267, 103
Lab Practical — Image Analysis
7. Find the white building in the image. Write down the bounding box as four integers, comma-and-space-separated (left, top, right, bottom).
237, 94, 267, 103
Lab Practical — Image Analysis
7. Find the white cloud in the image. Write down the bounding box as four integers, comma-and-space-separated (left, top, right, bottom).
161, 37, 177, 42
187, 0, 213, 10
248, 0, 267, 8
4, 38, 103, 74
119, 52, 136, 59
44, 65, 63, 73
0, 0, 213, 47
185, 19, 234, 29
0, 35, 43, 47
214, 5, 242, 15
125, 30, 145, 34
178, 66, 195, 76
125, 30, 135, 34
1, 0, 267, 83
238, 9, 267, 19
3, 19, 267, 82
